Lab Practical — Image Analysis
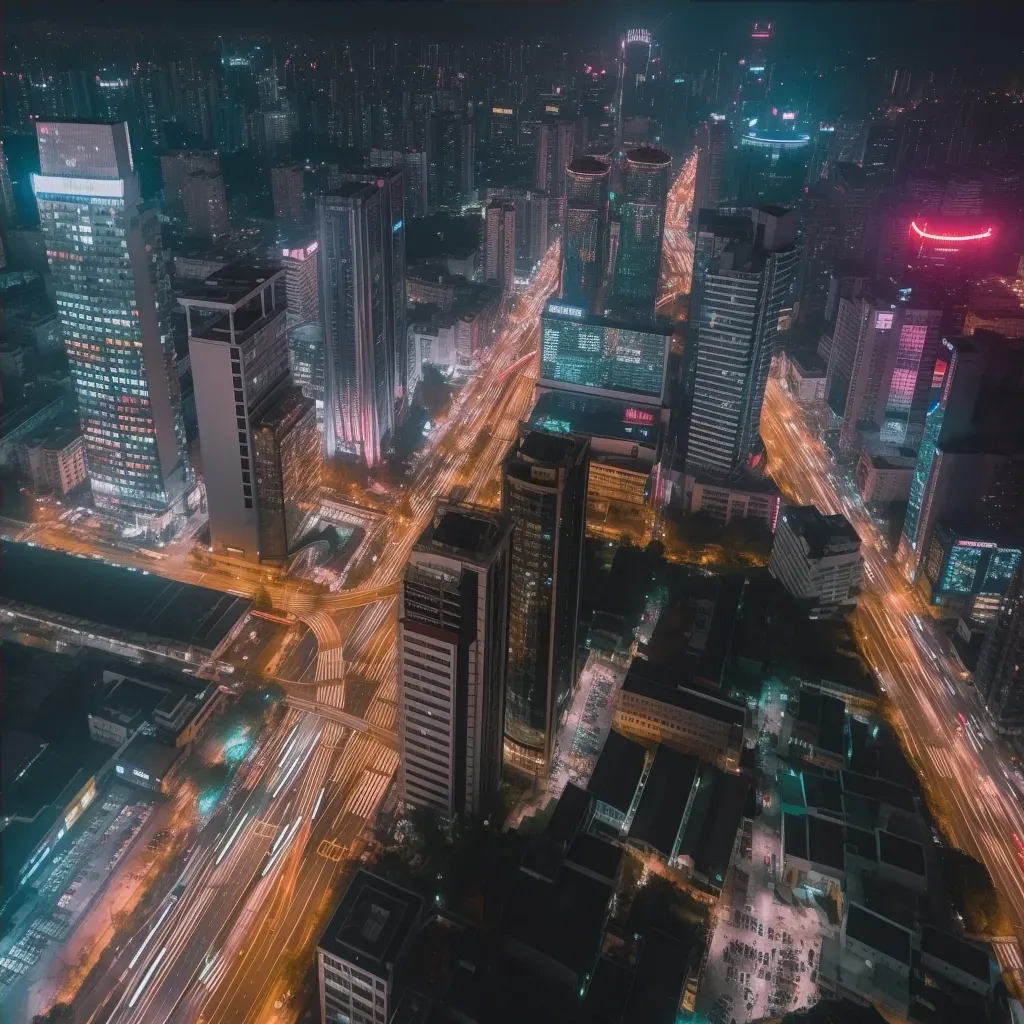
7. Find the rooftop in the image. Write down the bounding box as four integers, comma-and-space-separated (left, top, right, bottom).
845, 902, 912, 966
625, 146, 672, 167
545, 782, 592, 849
115, 733, 181, 780
415, 505, 510, 565
629, 745, 700, 857
587, 729, 647, 815
876, 830, 925, 877
840, 770, 917, 814
568, 156, 611, 176
621, 662, 747, 728
796, 689, 847, 758
530, 389, 662, 451
919, 924, 991, 983
0, 540, 249, 651
318, 870, 424, 980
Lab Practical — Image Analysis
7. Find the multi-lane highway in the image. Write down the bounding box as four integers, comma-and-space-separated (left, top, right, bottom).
79, 244, 562, 1024
762, 374, 1024, 972
658, 150, 698, 311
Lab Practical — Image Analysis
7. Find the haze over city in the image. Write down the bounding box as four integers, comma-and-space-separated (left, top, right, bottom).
2, 4, 1024, 1024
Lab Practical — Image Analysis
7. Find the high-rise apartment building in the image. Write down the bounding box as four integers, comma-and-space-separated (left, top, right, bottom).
559, 157, 611, 313
398, 505, 511, 818
514, 190, 550, 276
488, 104, 518, 178
318, 172, 406, 466
795, 182, 841, 333
34, 120, 189, 520
182, 170, 229, 240
484, 202, 515, 293
180, 265, 317, 562
271, 163, 306, 222
976, 567, 1024, 733
693, 116, 727, 223
534, 120, 575, 199
280, 235, 323, 429
502, 428, 589, 776
686, 206, 799, 477
160, 150, 219, 218
611, 147, 671, 317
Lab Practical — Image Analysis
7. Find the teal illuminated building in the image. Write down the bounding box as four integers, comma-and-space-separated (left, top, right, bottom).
540, 300, 670, 403
611, 147, 671, 318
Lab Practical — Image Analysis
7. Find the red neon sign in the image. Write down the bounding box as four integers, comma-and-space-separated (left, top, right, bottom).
624, 407, 655, 426
910, 221, 994, 243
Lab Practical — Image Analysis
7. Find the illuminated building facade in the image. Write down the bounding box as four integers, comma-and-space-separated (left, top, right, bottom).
180, 264, 302, 563
559, 157, 610, 312
318, 171, 406, 465
271, 163, 305, 222
502, 428, 589, 776
611, 147, 671, 317
398, 505, 511, 818
540, 301, 670, 403
687, 206, 798, 477
617, 29, 653, 147
693, 116, 728, 224
181, 169, 229, 240
280, 237, 323, 425
34, 120, 190, 521
976, 567, 1024, 734
484, 202, 515, 293
534, 120, 574, 199
920, 523, 1021, 622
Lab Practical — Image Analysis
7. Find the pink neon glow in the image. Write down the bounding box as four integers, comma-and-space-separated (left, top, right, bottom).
910, 221, 994, 243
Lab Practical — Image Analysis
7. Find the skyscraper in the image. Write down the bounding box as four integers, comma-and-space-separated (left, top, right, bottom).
617, 29, 654, 147
502, 427, 589, 776
34, 120, 189, 521
732, 129, 813, 208
180, 264, 318, 562
534, 119, 575, 199
428, 112, 475, 211
280, 235, 323, 426
484, 202, 515, 293
271, 163, 305, 222
160, 149, 219, 218
693, 116, 727, 223
181, 169, 229, 240
560, 157, 610, 313
318, 172, 406, 466
686, 206, 799, 477
976, 566, 1024, 733
899, 333, 1024, 580
398, 505, 511, 818
371, 148, 429, 219
611, 146, 671, 317
0, 140, 17, 227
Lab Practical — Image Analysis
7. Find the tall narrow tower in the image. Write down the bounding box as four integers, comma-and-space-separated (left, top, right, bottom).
559, 157, 611, 313
34, 120, 189, 521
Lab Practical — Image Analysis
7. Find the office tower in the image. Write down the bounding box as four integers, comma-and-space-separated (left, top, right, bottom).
281, 236, 320, 329
617, 29, 653, 147
488, 103, 518, 180
899, 333, 1024, 580
976, 567, 1024, 733
832, 163, 886, 262
941, 176, 984, 217
824, 291, 940, 458
534, 120, 575, 199
732, 129, 813, 208
428, 112, 475, 211
34, 121, 189, 521
398, 505, 511, 818
540, 302, 671, 403
513, 190, 550, 276
316, 871, 423, 1024
0, 141, 16, 226
686, 207, 799, 477
861, 122, 902, 181
271, 163, 305, 222
371, 148, 428, 219
160, 150, 219, 218
502, 427, 589, 776
693, 116, 727, 221
559, 157, 610, 313
180, 265, 317, 562
795, 181, 841, 332
484, 202, 515, 293
263, 106, 293, 150
770, 505, 863, 619
612, 147, 671, 318
251, 387, 320, 561
318, 173, 407, 466
182, 170, 229, 240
